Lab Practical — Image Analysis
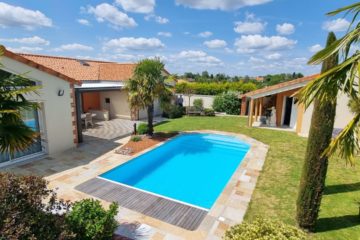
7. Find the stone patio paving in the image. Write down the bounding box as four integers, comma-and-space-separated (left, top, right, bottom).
1, 130, 268, 240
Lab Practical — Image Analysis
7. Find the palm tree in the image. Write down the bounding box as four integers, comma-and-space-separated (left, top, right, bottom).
298, 2, 360, 165
0, 51, 40, 156
295, 1, 360, 230
296, 32, 339, 231
127, 58, 166, 136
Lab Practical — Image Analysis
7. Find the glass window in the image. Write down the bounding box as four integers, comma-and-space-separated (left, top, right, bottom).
0, 108, 42, 164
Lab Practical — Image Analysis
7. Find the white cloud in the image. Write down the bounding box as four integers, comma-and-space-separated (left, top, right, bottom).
115, 0, 155, 13
234, 34, 297, 53
7, 46, 43, 53
144, 14, 169, 24
158, 32, 172, 37
174, 50, 223, 66
87, 3, 137, 29
198, 31, 213, 38
323, 18, 350, 32
175, 0, 272, 11
204, 39, 227, 48
309, 44, 323, 53
77, 19, 90, 26
0, 2, 52, 30
265, 52, 281, 60
53, 43, 94, 52
249, 56, 265, 63
103, 37, 165, 51
225, 47, 234, 53
276, 23, 295, 35
234, 13, 266, 34
0, 36, 49, 45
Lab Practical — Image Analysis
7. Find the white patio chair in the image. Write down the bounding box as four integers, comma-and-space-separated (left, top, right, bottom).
84, 113, 94, 129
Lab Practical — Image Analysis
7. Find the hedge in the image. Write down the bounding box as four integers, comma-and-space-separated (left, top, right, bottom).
174, 81, 257, 95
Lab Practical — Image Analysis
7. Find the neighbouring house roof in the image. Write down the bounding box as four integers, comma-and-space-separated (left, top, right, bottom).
0, 46, 78, 84
240, 74, 320, 99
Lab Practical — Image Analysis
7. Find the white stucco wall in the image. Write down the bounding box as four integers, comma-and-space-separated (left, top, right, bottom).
1, 56, 76, 155
299, 93, 354, 137
175, 94, 215, 109
139, 98, 162, 120
99, 90, 131, 119
99, 90, 162, 120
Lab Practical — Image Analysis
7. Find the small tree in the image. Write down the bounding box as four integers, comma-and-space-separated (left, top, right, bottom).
127, 58, 166, 136
193, 98, 203, 111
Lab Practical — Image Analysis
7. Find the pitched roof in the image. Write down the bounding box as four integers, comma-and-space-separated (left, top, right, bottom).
0, 46, 78, 84
241, 74, 320, 98
19, 53, 137, 82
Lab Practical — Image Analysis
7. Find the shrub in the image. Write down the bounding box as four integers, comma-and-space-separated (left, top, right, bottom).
163, 105, 184, 119
174, 81, 257, 95
212, 92, 240, 115
65, 199, 118, 240
137, 123, 149, 135
131, 135, 142, 142
204, 108, 215, 116
193, 98, 204, 111
213, 95, 225, 112
0, 173, 72, 240
224, 218, 307, 240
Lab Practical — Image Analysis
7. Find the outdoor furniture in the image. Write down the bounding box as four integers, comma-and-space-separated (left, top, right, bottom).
88, 109, 109, 121
84, 113, 94, 129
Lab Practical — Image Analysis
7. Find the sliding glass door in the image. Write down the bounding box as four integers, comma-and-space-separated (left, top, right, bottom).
0, 108, 42, 164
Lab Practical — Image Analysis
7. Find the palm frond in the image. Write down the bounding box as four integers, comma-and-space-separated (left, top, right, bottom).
309, 28, 360, 65
324, 113, 360, 166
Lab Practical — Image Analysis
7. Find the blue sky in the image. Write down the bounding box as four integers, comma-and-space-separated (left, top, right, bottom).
0, 0, 355, 76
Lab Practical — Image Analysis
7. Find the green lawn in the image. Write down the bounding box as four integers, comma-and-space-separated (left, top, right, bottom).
155, 116, 360, 240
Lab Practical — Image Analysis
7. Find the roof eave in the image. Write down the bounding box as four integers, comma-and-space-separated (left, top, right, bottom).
0, 45, 80, 85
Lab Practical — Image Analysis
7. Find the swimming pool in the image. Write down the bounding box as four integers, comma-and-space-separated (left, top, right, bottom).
100, 133, 250, 209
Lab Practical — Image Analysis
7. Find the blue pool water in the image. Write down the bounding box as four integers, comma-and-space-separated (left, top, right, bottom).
101, 133, 250, 209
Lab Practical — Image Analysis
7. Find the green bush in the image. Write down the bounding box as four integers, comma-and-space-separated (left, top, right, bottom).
0, 173, 72, 240
174, 81, 257, 95
212, 92, 240, 115
163, 105, 184, 119
204, 108, 215, 116
224, 218, 307, 240
137, 123, 149, 134
131, 135, 142, 142
193, 98, 204, 111
66, 199, 118, 240
213, 95, 225, 112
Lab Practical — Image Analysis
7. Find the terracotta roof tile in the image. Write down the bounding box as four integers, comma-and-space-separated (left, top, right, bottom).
18, 53, 138, 82
1, 46, 78, 84
241, 74, 320, 98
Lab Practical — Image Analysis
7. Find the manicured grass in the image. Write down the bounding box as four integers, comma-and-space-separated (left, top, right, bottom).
155, 116, 360, 240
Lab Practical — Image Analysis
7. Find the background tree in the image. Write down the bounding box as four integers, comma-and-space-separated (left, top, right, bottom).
127, 58, 166, 136
0, 51, 40, 156
296, 32, 339, 231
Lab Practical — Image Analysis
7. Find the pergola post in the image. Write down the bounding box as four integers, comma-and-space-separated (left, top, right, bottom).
248, 98, 254, 127
254, 99, 259, 122
259, 98, 263, 120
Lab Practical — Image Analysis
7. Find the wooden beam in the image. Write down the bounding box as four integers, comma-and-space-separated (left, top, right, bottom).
259, 98, 263, 119
254, 99, 259, 122
248, 98, 254, 127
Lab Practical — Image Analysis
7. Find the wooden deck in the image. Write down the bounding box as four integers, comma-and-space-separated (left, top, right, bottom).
75, 177, 208, 231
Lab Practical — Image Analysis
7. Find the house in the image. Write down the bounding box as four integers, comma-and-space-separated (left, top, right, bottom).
0, 46, 79, 167
240, 74, 354, 137
0, 46, 168, 166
